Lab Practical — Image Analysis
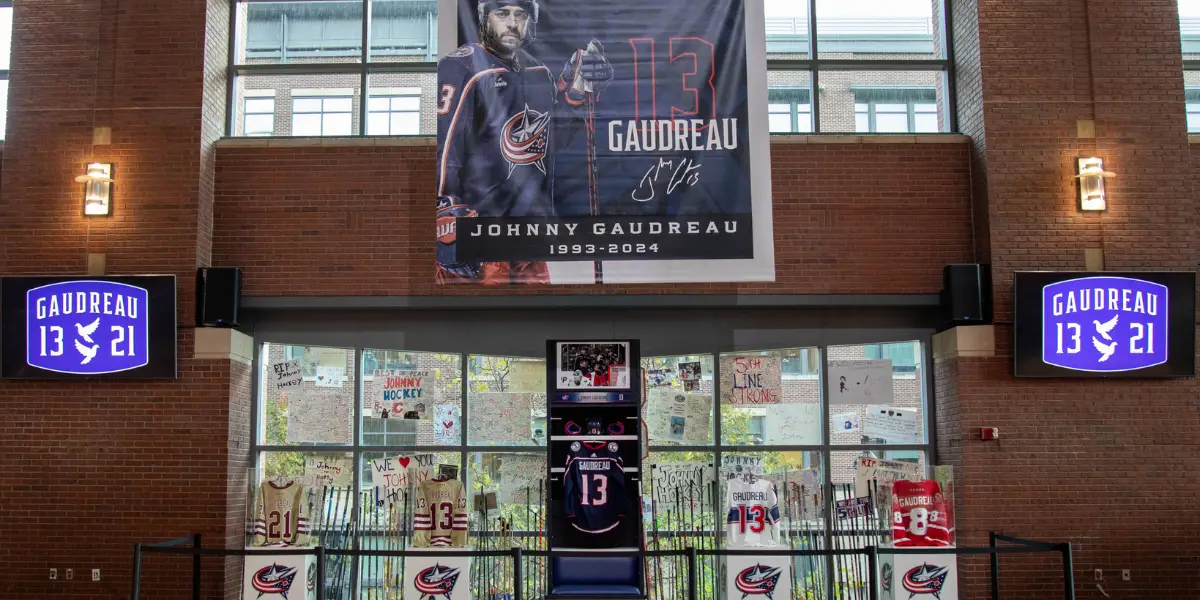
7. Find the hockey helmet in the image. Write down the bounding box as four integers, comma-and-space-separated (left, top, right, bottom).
477, 0, 539, 43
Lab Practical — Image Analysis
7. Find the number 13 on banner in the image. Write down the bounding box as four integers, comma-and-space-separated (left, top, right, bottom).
629, 38, 716, 121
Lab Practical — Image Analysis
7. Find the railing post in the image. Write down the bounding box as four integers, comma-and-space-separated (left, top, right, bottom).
866, 547, 879, 600
1061, 543, 1075, 600
316, 546, 326, 600
130, 543, 143, 600
513, 546, 524, 600
687, 546, 697, 600
192, 533, 202, 600
990, 531, 1000, 600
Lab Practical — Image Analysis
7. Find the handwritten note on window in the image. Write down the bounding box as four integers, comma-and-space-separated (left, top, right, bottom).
720, 354, 782, 404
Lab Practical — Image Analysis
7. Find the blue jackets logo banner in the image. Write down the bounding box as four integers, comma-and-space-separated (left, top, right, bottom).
1013, 272, 1195, 378
436, 0, 774, 285
1, 276, 178, 379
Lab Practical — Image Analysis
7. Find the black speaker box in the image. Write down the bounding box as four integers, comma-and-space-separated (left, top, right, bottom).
196, 267, 243, 328
942, 264, 992, 324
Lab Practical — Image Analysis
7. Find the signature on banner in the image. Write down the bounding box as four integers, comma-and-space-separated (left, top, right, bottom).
633, 158, 702, 202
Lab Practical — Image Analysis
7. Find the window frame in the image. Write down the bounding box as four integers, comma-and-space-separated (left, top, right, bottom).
852, 87, 939, 134
226, 0, 956, 136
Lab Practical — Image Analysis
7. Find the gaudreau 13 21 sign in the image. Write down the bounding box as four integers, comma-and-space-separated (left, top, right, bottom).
1013, 272, 1196, 378
1, 275, 178, 379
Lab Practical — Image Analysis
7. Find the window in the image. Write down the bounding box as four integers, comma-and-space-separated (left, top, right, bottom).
853, 87, 939, 133
0, 5, 12, 140
1187, 88, 1200, 133
864, 341, 920, 373
243, 94, 276, 136
366, 90, 421, 135
292, 94, 354, 136
767, 88, 812, 133
229, 0, 953, 137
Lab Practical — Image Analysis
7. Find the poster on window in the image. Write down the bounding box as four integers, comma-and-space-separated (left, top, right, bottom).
468, 393, 537, 443
286, 390, 352, 444
720, 353, 782, 404
365, 369, 435, 418
433, 0, 773, 285
827, 360, 894, 406
499, 454, 547, 503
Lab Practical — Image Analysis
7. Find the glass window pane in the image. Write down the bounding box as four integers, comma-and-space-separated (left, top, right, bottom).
258, 343, 355, 446
823, 73, 945, 133
325, 97, 353, 112
1182, 0, 1200, 60
765, 0, 810, 59
368, 72, 437, 135
367, 97, 390, 111
875, 113, 910, 133
855, 113, 870, 133
367, 112, 390, 135
394, 96, 421, 111
769, 113, 794, 133
768, 103, 792, 113
391, 112, 421, 135
371, 0, 439, 62
914, 112, 939, 133
0, 79, 9, 141
324, 112, 353, 136
245, 114, 275, 136
827, 341, 926, 446
796, 111, 813, 133
292, 113, 321, 136
816, 0, 941, 59
293, 98, 323, 113
719, 350, 820, 446
0, 7, 12, 71
467, 355, 547, 446
642, 355, 714, 446
719, 451, 826, 564
245, 98, 275, 113
1189, 111, 1200, 133
360, 350, 462, 447
238, 1, 364, 65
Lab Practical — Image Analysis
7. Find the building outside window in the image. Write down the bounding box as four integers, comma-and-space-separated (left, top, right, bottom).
767, 87, 812, 133
243, 94, 276, 136
853, 87, 938, 133
366, 89, 422, 136
229, 0, 953, 136
292, 94, 354, 136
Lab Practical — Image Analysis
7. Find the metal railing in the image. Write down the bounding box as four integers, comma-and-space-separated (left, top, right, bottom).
132, 531, 1074, 600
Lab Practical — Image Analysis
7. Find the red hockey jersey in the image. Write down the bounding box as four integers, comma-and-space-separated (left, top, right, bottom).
890, 480, 953, 547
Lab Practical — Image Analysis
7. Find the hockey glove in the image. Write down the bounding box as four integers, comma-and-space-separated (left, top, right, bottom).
558, 39, 614, 105
436, 198, 482, 279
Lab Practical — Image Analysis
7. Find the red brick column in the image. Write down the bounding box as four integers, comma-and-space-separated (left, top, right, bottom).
0, 0, 242, 598
944, 0, 1200, 597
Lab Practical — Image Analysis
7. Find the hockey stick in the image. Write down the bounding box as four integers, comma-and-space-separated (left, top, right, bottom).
650, 466, 663, 600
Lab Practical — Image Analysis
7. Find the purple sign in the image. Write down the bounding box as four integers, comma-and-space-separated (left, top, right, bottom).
25, 280, 150, 375
1042, 276, 1168, 372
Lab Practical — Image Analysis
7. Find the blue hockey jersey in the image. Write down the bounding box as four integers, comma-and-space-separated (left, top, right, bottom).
436, 43, 558, 218
563, 441, 628, 534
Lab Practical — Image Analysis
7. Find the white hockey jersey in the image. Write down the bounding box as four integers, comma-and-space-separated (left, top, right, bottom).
252, 480, 312, 547
413, 478, 469, 547
725, 477, 781, 547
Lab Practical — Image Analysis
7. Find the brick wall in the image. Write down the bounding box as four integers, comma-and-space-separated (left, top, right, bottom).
940, 1, 1200, 598
211, 138, 974, 297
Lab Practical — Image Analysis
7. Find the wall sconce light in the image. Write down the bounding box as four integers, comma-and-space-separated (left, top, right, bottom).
1075, 157, 1115, 212
76, 163, 114, 216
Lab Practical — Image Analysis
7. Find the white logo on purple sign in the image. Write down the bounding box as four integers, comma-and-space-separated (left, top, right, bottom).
1042, 276, 1168, 372
25, 280, 150, 375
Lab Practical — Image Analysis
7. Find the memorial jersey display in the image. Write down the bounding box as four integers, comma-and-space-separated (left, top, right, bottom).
724, 477, 781, 547
252, 481, 311, 547
890, 480, 953, 547
563, 441, 628, 533
414, 478, 469, 547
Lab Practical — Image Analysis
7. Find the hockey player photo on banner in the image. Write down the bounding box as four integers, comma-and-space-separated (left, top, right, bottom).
435, 0, 774, 285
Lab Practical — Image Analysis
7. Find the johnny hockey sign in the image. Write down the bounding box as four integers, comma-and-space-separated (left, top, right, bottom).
434, 0, 774, 285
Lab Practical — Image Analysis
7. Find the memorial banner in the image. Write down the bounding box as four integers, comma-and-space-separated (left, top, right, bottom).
435, 0, 773, 285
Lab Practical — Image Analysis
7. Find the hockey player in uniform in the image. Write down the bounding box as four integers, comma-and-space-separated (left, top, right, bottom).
435, 0, 614, 285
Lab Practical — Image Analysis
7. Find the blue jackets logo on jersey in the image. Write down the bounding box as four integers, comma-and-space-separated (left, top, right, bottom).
502, 104, 549, 176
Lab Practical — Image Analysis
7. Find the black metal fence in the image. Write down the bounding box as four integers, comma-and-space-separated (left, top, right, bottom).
132, 532, 1074, 600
